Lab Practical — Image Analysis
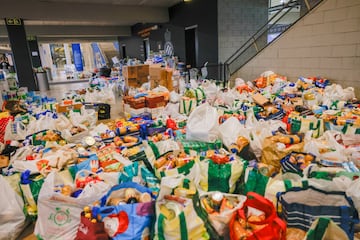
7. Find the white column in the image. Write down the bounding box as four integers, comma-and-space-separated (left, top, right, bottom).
63, 43, 72, 65
82, 43, 95, 72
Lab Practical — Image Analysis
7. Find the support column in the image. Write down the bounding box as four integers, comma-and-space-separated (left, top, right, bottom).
28, 36, 42, 68
5, 18, 37, 91
63, 43, 72, 65
82, 43, 95, 72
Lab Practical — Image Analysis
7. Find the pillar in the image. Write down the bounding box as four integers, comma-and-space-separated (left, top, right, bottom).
5, 18, 37, 91
63, 43, 72, 65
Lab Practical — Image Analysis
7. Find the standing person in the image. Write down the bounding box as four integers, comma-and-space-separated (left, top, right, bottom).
0, 54, 10, 70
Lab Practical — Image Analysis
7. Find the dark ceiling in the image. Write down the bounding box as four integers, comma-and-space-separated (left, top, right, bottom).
0, 0, 183, 43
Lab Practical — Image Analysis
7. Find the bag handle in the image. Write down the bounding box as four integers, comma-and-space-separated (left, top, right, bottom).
157, 212, 188, 240
238, 192, 277, 225
100, 182, 153, 207
305, 218, 330, 240
272, 217, 287, 240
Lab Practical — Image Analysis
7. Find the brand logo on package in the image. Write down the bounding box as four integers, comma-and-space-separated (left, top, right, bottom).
79, 223, 89, 234
48, 207, 71, 226
6, 18, 22, 26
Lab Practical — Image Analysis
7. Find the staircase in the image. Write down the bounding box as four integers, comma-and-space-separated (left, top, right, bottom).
223, 0, 324, 83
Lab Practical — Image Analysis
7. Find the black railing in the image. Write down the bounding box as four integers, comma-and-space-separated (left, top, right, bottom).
223, 0, 324, 83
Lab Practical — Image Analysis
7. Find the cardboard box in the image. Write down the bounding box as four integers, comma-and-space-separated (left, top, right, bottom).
125, 76, 148, 88
149, 65, 163, 78
252, 93, 270, 106
137, 64, 149, 77
146, 95, 166, 108
122, 65, 137, 79
56, 103, 83, 113
0, 155, 9, 168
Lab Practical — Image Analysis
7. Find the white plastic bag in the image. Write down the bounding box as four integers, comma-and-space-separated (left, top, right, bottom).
219, 117, 247, 149
201, 80, 218, 104
0, 175, 26, 240
34, 171, 110, 240
69, 106, 97, 128
152, 85, 169, 93
54, 114, 73, 132
304, 130, 348, 163
4, 119, 27, 141
186, 102, 219, 142
169, 91, 181, 103
26, 113, 57, 135
84, 87, 116, 105
245, 109, 286, 159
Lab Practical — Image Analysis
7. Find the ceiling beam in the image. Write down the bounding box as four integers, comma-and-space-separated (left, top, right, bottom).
0, 0, 169, 26
25, 25, 130, 37
0, 25, 130, 39
37, 36, 118, 43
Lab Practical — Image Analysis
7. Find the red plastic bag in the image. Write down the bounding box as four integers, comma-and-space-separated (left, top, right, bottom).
229, 192, 286, 240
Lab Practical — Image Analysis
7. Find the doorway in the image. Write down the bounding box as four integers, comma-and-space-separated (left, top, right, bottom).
121, 44, 127, 59
185, 25, 198, 68
143, 38, 150, 61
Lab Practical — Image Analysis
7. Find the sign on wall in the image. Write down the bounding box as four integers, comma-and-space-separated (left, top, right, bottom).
71, 43, 84, 72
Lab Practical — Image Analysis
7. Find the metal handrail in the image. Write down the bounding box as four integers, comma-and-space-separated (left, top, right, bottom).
224, 0, 299, 65
223, 0, 324, 82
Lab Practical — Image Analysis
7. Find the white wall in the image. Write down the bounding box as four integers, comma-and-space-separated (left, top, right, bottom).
234, 0, 360, 96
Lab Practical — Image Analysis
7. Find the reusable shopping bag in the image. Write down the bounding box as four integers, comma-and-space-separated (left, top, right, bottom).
229, 192, 286, 240
277, 185, 358, 239
304, 217, 349, 240
19, 170, 45, 219
34, 171, 110, 240
179, 97, 197, 115
198, 156, 244, 193
97, 182, 156, 240
154, 175, 209, 240
154, 151, 200, 182
289, 115, 324, 138
199, 191, 246, 238
119, 161, 160, 196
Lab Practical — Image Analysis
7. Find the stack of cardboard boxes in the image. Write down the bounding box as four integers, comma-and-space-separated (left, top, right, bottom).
122, 64, 149, 88
123, 64, 174, 91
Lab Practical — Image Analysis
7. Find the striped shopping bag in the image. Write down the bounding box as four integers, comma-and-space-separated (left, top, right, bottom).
277, 186, 359, 239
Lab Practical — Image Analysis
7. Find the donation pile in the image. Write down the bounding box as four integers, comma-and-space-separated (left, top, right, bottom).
1, 70, 360, 240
